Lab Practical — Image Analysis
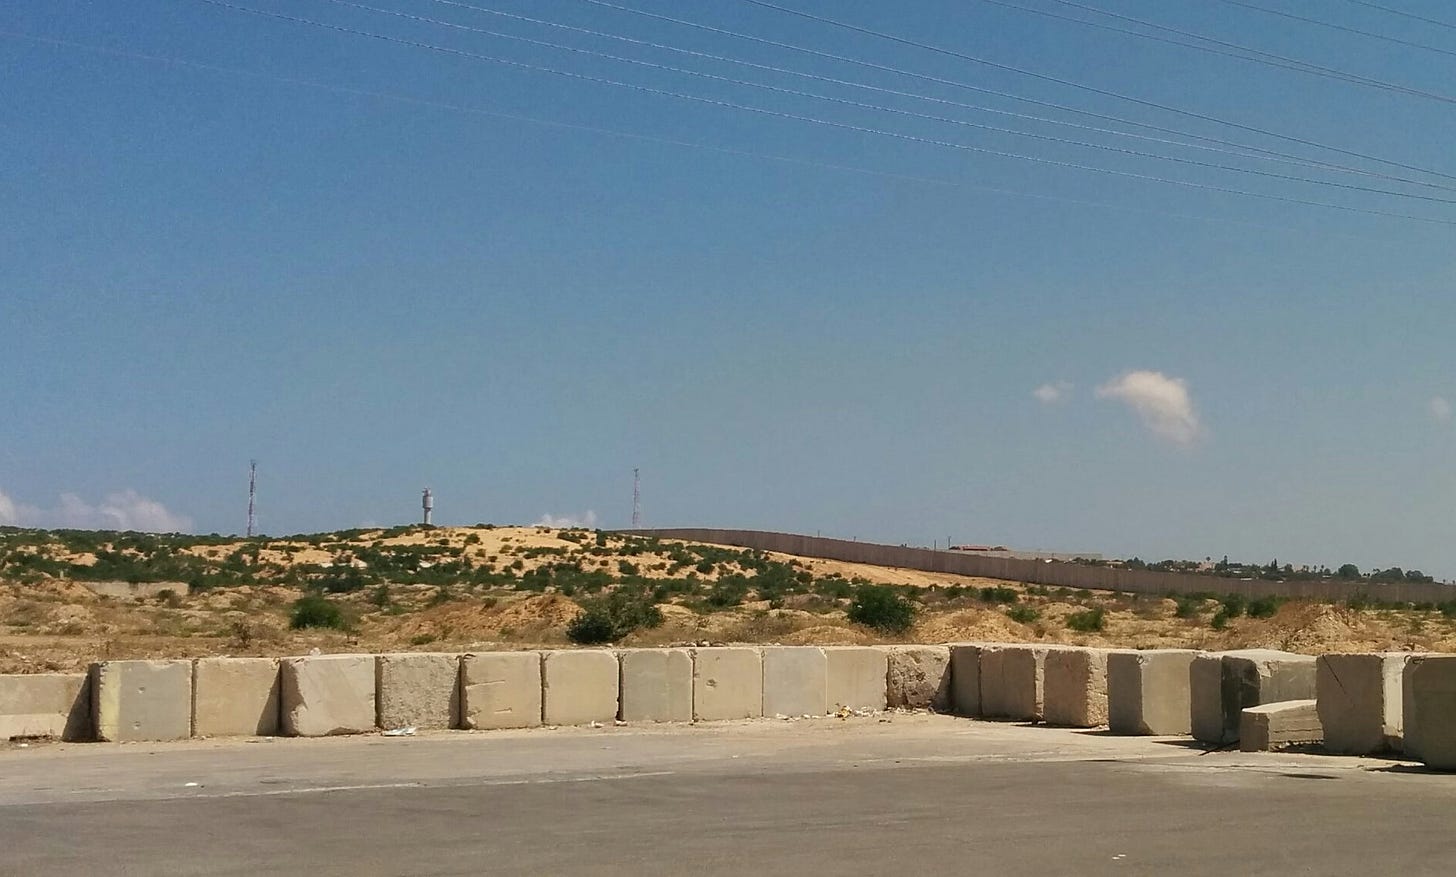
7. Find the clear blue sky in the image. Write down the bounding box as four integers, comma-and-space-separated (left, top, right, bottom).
4, 0, 1455, 576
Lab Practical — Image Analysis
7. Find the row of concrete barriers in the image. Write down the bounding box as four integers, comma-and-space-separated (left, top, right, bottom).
2, 644, 1454, 769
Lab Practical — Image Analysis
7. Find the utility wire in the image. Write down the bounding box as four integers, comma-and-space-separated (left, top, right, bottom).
193, 0, 1456, 225
317, 0, 1456, 201
5, 30, 1381, 239
1336, 0, 1456, 32
1223, 0, 1456, 58
427, 0, 1454, 190
723, 0, 1456, 182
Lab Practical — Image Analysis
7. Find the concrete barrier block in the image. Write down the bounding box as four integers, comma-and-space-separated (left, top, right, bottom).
1405, 655, 1456, 769
1317, 653, 1415, 755
824, 647, 887, 712
881, 645, 951, 711
1190, 649, 1317, 744
377, 653, 462, 730
692, 647, 762, 722
1239, 700, 1321, 752
91, 660, 193, 743
981, 645, 1061, 721
948, 643, 987, 717
1044, 648, 1115, 728
461, 652, 542, 730
618, 649, 692, 723
193, 657, 280, 737
542, 650, 619, 726
1107, 649, 1197, 735
762, 647, 828, 717
0, 673, 91, 741
280, 654, 376, 737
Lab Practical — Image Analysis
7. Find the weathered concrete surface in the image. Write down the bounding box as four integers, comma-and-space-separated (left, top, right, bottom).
762, 647, 828, 717
1107, 649, 1197, 736
0, 673, 91, 741
824, 647, 887, 712
1405, 655, 1456, 770
1239, 700, 1322, 752
692, 647, 762, 722
1317, 653, 1414, 755
280, 654, 376, 737
460, 652, 542, 730
948, 643, 987, 717
376, 653, 461, 730
618, 649, 692, 723
1043, 648, 1115, 728
91, 660, 193, 743
1190, 650, 1317, 744
192, 658, 279, 737
542, 650, 619, 726
880, 645, 951, 711
981, 645, 1059, 721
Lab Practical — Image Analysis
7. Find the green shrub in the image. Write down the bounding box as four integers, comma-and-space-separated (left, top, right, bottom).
1065, 607, 1106, 632
1210, 608, 1230, 630
289, 595, 344, 630
978, 586, 1019, 605
565, 589, 664, 644
1247, 596, 1282, 618
565, 610, 617, 644
1173, 596, 1203, 619
1006, 605, 1041, 624
846, 584, 916, 634
1219, 594, 1246, 619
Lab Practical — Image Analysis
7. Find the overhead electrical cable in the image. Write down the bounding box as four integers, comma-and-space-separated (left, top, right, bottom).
191, 0, 1456, 225
313, 0, 1456, 200
1223, 0, 1456, 58
1335, 0, 1456, 33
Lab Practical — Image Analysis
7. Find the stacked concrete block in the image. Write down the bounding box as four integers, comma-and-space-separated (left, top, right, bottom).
948, 643, 988, 717
761, 647, 828, 717
193, 657, 280, 737
824, 647, 888, 712
1107, 649, 1197, 736
280, 654, 376, 737
91, 660, 193, 742
376, 653, 462, 730
1043, 648, 1116, 728
982, 645, 1062, 721
1190, 649, 1317, 744
880, 645, 951, 711
460, 652, 542, 730
618, 649, 692, 723
0, 673, 92, 741
542, 650, 619, 726
1239, 700, 1322, 752
1317, 653, 1415, 755
1404, 655, 1456, 770
691, 647, 762, 722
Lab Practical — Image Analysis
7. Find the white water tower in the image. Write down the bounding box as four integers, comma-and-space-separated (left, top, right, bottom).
422, 488, 433, 526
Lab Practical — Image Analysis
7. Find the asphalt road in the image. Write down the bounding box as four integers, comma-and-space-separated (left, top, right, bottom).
2, 715, 1454, 876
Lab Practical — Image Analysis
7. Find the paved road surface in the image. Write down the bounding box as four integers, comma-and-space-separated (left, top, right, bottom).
2, 715, 1453, 876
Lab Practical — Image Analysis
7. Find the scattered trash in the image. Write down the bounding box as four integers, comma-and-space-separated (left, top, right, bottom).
774, 713, 790, 721
613, 720, 627, 727
17, 743, 29, 749
308, 647, 322, 656
183, 782, 199, 788
381, 727, 417, 737
589, 721, 603, 729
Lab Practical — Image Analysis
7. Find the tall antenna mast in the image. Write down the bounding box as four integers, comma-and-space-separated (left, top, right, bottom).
631, 468, 641, 529
246, 460, 257, 538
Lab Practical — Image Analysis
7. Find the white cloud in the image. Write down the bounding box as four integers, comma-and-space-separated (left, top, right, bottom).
1096, 370, 1202, 446
535, 510, 598, 529
1033, 381, 1073, 404
0, 488, 192, 532
1429, 396, 1452, 424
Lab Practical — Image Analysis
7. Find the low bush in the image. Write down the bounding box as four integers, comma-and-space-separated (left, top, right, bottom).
1065, 607, 1106, 632
846, 584, 916, 634
978, 586, 1019, 605
1006, 605, 1041, 624
1173, 597, 1203, 619
1246, 596, 1282, 618
1219, 594, 1246, 619
565, 589, 664, 645
290, 594, 344, 630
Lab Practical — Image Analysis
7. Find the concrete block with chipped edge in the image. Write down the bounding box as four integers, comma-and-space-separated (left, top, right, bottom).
981, 645, 1065, 721
618, 649, 692, 723
880, 645, 951, 711
1190, 649, 1317, 744
1107, 650, 1197, 736
1239, 700, 1321, 752
377, 653, 462, 730
461, 652, 542, 730
542, 650, 618, 726
280, 654, 376, 737
92, 659, 193, 742
692, 647, 762, 722
762, 647, 828, 717
948, 643, 988, 717
824, 646, 887, 712
0, 673, 91, 741
1317, 653, 1418, 755
1405, 655, 1456, 769
1044, 647, 1116, 728
193, 657, 280, 737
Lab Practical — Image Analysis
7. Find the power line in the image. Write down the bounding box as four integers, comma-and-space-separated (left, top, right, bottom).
722, 0, 1456, 182
426, 0, 1456, 191
192, 1, 1456, 225
1336, 0, 1456, 32
317, 0, 1456, 201
1224, 0, 1456, 58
